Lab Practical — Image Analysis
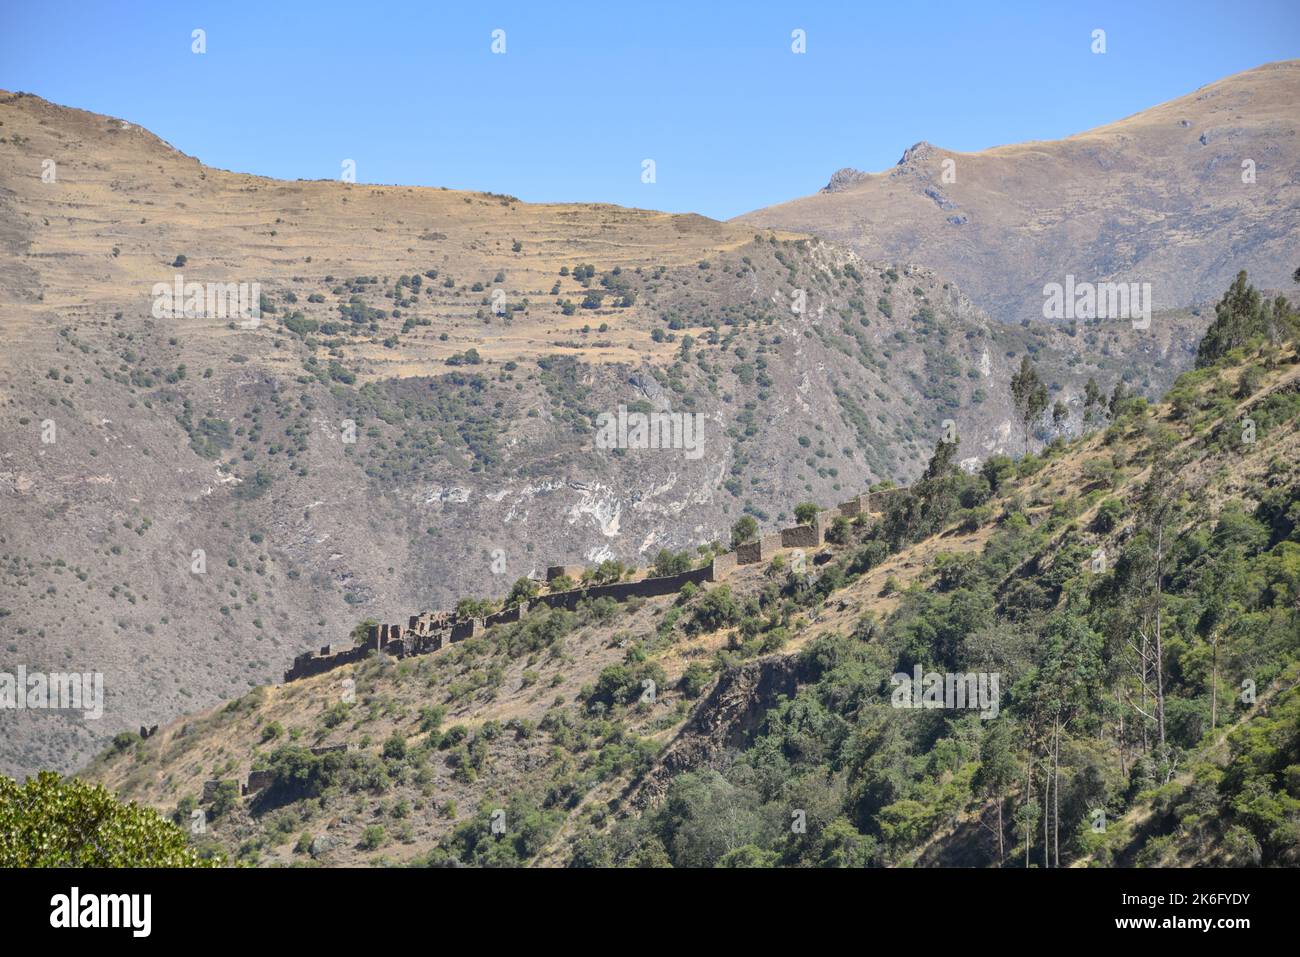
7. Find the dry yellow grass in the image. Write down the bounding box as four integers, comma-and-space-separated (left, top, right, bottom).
0, 89, 801, 376
738, 61, 1300, 322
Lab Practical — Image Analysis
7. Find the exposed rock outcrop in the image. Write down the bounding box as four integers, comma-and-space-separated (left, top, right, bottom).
626, 653, 812, 808
822, 167, 870, 192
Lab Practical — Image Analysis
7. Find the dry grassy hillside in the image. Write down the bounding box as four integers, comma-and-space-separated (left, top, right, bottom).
737, 61, 1300, 324
0, 90, 1212, 780
0, 89, 782, 366
82, 342, 1300, 868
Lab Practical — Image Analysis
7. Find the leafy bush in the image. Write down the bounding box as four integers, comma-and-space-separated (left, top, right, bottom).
680, 662, 713, 698
1091, 497, 1125, 533
0, 772, 216, 866
688, 586, 741, 634
654, 549, 693, 577
731, 516, 758, 548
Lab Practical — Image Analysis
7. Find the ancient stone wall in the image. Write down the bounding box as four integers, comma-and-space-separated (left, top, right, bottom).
710, 552, 738, 579
530, 563, 715, 612
406, 631, 445, 655
484, 602, 528, 627
282, 483, 908, 684
546, 564, 586, 582
736, 532, 783, 565
865, 487, 910, 514
408, 611, 452, 636
237, 747, 348, 802
780, 523, 820, 548
242, 769, 275, 796
365, 623, 406, 651
283, 643, 368, 682
449, 617, 483, 642
837, 495, 864, 517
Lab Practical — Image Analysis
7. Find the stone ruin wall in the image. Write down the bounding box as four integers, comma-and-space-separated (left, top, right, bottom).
282, 486, 907, 685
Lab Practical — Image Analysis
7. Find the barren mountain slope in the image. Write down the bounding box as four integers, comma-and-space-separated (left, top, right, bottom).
0, 91, 1206, 778
737, 61, 1300, 324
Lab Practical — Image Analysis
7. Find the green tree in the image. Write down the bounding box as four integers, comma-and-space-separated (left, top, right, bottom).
1026, 611, 1105, 867
351, 618, 379, 646
382, 734, 407, 761
1127, 463, 1182, 759
506, 576, 539, 607
1083, 377, 1106, 429
731, 515, 758, 548
595, 559, 626, 583
654, 549, 693, 577
455, 597, 496, 619
794, 502, 820, 526
1195, 270, 1298, 367
679, 662, 713, 698
719, 844, 777, 867
816, 817, 877, 867
688, 585, 741, 634
922, 433, 959, 481
209, 780, 240, 818
1108, 380, 1128, 418
1084, 376, 1102, 408
980, 455, 1015, 492
1013, 796, 1040, 869
0, 772, 216, 867
1010, 356, 1048, 453
1052, 400, 1068, 431
973, 720, 1020, 866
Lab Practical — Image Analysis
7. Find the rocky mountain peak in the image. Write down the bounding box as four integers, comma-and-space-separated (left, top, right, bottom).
821, 167, 870, 192
897, 141, 937, 166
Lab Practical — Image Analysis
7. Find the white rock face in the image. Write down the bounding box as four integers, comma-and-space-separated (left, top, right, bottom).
422, 486, 470, 505
585, 543, 617, 563
983, 420, 1013, 452
567, 484, 622, 537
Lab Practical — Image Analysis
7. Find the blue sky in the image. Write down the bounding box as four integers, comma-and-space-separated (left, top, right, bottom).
2, 1, 1297, 219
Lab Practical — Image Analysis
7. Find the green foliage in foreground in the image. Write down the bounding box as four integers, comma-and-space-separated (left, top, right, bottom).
0, 772, 217, 867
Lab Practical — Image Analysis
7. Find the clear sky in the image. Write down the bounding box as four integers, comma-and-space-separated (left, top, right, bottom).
2, 1, 1297, 219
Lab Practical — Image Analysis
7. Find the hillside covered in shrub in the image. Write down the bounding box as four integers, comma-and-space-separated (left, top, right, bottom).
83, 273, 1300, 868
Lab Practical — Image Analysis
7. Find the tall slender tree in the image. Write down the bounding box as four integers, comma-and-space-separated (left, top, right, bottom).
1010, 356, 1048, 454
974, 719, 1019, 867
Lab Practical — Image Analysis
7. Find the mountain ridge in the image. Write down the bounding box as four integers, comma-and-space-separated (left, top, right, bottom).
737, 60, 1300, 323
